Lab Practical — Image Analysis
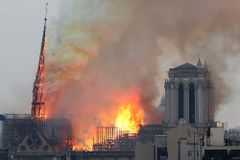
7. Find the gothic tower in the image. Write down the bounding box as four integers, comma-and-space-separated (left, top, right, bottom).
165, 59, 214, 127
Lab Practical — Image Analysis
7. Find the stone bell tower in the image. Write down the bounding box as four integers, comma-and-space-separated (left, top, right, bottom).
165, 59, 214, 127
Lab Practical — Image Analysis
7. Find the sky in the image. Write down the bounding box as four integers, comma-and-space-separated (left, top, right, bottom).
0, 0, 60, 113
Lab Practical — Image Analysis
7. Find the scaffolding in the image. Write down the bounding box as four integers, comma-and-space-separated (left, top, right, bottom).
93, 127, 137, 151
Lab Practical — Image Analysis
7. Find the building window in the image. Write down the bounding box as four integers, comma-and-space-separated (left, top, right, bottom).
189, 83, 195, 123
178, 84, 184, 120
157, 147, 168, 160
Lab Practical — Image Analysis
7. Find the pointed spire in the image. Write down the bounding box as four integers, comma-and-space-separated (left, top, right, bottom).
197, 57, 202, 68
31, 3, 48, 119
159, 94, 165, 110
204, 61, 208, 69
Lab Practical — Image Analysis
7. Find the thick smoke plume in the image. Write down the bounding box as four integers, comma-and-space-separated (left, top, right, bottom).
46, 0, 240, 147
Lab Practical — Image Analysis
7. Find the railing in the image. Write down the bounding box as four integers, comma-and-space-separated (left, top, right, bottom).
3, 114, 32, 120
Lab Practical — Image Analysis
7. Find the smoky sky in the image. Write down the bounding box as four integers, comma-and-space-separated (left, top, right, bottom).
1, 0, 240, 130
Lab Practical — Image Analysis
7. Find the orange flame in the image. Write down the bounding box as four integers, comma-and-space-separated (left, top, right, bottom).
72, 141, 89, 151
115, 92, 144, 133
65, 139, 90, 151
34, 108, 48, 119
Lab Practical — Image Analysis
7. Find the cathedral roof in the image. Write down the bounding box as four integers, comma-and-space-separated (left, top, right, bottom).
173, 63, 198, 70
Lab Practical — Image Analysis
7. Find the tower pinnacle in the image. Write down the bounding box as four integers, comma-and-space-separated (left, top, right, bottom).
31, 3, 48, 119
197, 57, 202, 68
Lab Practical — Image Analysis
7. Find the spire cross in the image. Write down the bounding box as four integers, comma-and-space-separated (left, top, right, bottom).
45, 3, 48, 21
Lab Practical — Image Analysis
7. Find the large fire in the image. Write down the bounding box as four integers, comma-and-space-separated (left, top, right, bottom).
69, 90, 144, 151
45, 82, 146, 151
115, 102, 144, 133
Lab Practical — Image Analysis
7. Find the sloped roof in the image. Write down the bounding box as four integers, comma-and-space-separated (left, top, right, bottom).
173, 63, 197, 70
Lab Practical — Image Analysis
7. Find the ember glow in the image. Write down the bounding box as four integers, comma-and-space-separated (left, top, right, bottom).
115, 103, 144, 134
72, 140, 89, 151
71, 139, 92, 151
65, 139, 89, 151
38, 109, 47, 119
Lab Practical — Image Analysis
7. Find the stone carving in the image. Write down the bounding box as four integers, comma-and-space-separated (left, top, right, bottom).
26, 129, 42, 150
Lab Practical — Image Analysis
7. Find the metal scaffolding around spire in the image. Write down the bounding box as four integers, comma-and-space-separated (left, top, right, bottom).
31, 3, 48, 119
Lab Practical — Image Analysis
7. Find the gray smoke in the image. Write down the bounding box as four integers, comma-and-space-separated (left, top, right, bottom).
46, 0, 240, 146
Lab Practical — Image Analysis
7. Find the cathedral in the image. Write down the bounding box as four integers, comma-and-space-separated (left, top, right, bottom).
164, 59, 215, 127
0, 3, 224, 159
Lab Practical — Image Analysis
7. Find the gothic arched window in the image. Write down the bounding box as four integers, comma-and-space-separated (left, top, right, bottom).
178, 84, 184, 120
189, 83, 195, 123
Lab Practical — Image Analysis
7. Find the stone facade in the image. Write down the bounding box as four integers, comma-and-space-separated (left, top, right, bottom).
1, 115, 72, 159
167, 124, 200, 160
165, 59, 214, 127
